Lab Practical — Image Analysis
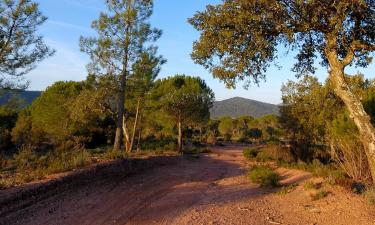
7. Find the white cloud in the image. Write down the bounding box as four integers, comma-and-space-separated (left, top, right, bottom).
47, 20, 93, 33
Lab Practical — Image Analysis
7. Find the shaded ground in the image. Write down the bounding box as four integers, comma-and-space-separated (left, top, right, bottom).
2, 146, 375, 225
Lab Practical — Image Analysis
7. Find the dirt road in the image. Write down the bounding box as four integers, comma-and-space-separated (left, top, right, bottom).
3, 146, 375, 225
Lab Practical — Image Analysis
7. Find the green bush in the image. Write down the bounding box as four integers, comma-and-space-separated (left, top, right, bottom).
243, 148, 258, 160
262, 144, 294, 163
248, 166, 280, 187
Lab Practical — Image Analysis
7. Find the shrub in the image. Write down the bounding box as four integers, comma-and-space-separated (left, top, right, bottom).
243, 148, 258, 160
164, 142, 177, 151
364, 187, 375, 205
248, 166, 280, 187
46, 149, 91, 173
13, 145, 42, 172
256, 151, 273, 162
262, 144, 294, 163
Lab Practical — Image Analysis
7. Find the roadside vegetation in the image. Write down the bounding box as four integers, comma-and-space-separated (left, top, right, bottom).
248, 165, 280, 188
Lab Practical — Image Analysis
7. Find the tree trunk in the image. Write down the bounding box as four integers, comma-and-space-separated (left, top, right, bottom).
199, 127, 203, 142
128, 98, 141, 153
137, 128, 142, 152
113, 3, 131, 151
178, 116, 183, 152
136, 113, 143, 152
114, 73, 126, 151
329, 64, 375, 184
122, 116, 131, 152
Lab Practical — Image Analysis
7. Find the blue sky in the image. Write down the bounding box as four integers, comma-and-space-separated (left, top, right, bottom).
28, 0, 374, 104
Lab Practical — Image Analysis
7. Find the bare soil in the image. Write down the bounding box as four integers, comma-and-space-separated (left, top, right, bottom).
2, 146, 375, 225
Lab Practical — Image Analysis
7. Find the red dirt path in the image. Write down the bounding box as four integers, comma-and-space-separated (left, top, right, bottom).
2, 146, 375, 225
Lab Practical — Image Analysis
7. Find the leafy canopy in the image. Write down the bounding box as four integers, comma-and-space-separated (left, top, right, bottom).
152, 75, 215, 125
80, 0, 162, 79
0, 0, 54, 89
189, 0, 374, 88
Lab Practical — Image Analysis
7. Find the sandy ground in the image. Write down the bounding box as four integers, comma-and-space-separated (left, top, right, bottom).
2, 146, 375, 225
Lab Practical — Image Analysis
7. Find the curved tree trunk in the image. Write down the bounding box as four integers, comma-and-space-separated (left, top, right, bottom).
114, 74, 126, 151
129, 98, 141, 153
329, 65, 375, 184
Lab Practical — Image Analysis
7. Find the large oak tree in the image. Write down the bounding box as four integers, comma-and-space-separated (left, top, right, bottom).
189, 0, 375, 182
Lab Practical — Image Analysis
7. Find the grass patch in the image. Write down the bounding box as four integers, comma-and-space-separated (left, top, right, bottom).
248, 166, 280, 188
304, 181, 318, 190
104, 149, 128, 160
277, 183, 298, 195
310, 190, 329, 201
364, 187, 375, 205
183, 147, 211, 155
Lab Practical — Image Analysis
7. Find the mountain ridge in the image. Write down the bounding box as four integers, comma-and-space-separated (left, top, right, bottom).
210, 97, 280, 119
1, 91, 280, 119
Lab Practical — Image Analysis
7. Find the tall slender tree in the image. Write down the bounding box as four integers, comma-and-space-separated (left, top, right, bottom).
0, 0, 54, 89
80, 0, 162, 151
189, 0, 375, 182
125, 50, 165, 152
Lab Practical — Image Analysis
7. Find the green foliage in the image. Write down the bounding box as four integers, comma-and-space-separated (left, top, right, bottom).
183, 147, 210, 155
13, 144, 92, 180
0, 104, 18, 152
243, 148, 259, 160
189, 1, 374, 86
248, 166, 280, 188
80, 0, 161, 78
0, 0, 54, 89
80, 0, 163, 151
153, 75, 215, 125
152, 75, 215, 150
104, 150, 128, 160
29, 81, 85, 144
279, 74, 375, 182
218, 117, 233, 141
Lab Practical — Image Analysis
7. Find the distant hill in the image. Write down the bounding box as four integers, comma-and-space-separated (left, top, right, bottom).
0, 90, 41, 106
210, 97, 280, 119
